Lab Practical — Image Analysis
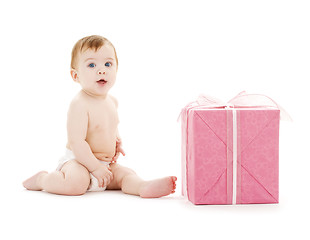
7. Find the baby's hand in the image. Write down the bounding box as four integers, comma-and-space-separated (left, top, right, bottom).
112, 139, 125, 163
90, 164, 113, 188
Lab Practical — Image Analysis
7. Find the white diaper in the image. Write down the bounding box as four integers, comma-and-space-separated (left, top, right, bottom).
56, 148, 111, 192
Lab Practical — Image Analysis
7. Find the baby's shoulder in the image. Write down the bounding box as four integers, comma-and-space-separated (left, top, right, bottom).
68, 91, 89, 112
108, 94, 118, 108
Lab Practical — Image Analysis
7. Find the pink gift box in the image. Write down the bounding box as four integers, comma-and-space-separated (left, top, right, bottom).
181, 93, 288, 205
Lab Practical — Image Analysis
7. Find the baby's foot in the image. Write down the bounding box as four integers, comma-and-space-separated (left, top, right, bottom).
139, 176, 177, 198
23, 171, 47, 191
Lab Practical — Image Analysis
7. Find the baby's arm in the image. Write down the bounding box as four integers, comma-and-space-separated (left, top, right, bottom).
110, 96, 125, 162
113, 129, 125, 162
67, 99, 112, 187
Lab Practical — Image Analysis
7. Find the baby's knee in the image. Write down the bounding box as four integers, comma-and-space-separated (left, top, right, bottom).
113, 166, 136, 184
121, 166, 136, 177
65, 178, 89, 195
64, 173, 90, 195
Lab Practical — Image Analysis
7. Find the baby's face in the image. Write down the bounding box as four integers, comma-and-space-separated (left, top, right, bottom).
72, 45, 117, 98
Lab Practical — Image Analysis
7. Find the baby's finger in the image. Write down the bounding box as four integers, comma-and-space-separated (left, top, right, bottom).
102, 176, 108, 187
106, 176, 112, 186
106, 176, 111, 186
120, 148, 126, 156
108, 171, 113, 181
113, 153, 120, 162
98, 178, 104, 188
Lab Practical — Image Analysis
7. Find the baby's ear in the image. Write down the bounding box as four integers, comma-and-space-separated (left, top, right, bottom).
70, 69, 79, 82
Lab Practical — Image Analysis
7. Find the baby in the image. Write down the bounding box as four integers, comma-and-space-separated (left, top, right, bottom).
23, 35, 177, 197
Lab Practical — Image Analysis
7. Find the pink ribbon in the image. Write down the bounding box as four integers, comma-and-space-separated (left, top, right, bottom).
180, 91, 292, 121
181, 92, 291, 204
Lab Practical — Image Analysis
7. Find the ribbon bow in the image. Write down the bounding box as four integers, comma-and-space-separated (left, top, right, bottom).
180, 91, 292, 121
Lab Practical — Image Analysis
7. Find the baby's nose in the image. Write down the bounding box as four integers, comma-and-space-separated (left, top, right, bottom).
98, 70, 106, 75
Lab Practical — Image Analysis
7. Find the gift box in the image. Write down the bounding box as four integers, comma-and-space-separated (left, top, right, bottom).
181, 92, 290, 205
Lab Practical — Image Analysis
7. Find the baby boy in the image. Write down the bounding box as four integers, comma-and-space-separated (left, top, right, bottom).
23, 35, 177, 197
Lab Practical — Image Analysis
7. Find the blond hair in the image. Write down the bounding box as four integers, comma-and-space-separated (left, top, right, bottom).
71, 35, 118, 70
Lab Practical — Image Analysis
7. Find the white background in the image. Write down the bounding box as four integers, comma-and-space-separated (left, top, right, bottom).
0, 0, 309, 239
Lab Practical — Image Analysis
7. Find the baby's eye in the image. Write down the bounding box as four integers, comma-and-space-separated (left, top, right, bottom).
105, 62, 112, 67
88, 63, 96, 68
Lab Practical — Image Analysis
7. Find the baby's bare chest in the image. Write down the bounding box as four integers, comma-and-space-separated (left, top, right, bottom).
87, 104, 119, 133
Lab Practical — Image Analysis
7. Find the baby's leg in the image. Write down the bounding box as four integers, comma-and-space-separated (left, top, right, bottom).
108, 163, 177, 198
23, 160, 90, 196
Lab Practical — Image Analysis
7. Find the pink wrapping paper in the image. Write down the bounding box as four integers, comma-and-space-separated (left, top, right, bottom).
181, 93, 286, 205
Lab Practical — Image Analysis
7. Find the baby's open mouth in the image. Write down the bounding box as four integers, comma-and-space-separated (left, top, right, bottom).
97, 79, 107, 85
